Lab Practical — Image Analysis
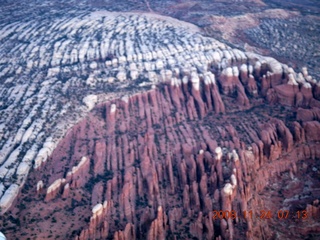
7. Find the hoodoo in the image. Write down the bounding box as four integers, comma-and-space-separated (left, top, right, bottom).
0, 4, 319, 240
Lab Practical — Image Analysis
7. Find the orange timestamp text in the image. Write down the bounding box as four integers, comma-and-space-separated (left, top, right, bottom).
212, 210, 310, 220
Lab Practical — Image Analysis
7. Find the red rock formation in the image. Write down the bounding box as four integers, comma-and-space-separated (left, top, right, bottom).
273, 84, 299, 106
44, 178, 65, 202
114, 223, 136, 240
3, 69, 320, 240
147, 206, 167, 240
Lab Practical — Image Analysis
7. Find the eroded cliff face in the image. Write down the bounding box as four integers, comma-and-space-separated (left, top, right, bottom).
2, 64, 320, 239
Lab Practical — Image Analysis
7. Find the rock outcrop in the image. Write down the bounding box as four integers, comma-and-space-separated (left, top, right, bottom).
3, 71, 319, 239
0, 9, 319, 240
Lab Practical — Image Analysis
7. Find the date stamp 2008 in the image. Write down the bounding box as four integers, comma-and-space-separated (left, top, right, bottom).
212, 210, 309, 220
